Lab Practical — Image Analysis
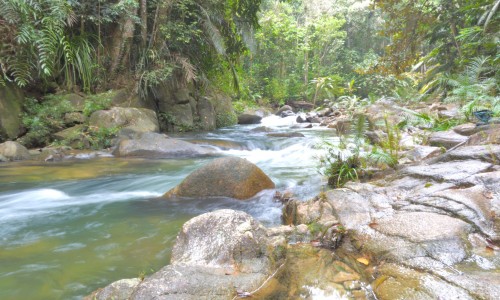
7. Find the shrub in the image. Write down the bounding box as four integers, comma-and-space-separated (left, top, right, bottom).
21, 96, 73, 147
318, 139, 365, 188
216, 112, 238, 128
82, 91, 114, 116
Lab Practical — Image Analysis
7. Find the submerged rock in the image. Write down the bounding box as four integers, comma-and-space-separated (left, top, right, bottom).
113, 132, 211, 158
165, 157, 274, 200
267, 132, 305, 138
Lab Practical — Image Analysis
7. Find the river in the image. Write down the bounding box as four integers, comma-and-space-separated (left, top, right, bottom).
0, 115, 338, 299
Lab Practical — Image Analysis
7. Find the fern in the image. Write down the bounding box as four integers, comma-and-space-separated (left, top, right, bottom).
368, 147, 398, 168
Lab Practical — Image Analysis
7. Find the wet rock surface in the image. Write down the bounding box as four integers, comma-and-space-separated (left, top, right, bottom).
88, 210, 286, 300
113, 132, 211, 158
285, 144, 500, 299
165, 157, 275, 200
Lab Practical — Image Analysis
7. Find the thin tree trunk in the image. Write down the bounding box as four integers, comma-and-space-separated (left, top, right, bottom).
140, 0, 147, 49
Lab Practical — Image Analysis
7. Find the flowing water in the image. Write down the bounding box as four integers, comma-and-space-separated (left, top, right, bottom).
0, 116, 338, 299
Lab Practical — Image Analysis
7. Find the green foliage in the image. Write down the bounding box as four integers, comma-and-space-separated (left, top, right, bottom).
85, 126, 119, 150
82, 92, 114, 116
441, 56, 498, 120
309, 75, 345, 106
21, 96, 73, 147
0, 0, 95, 90
242, 0, 382, 104
232, 100, 258, 114
216, 111, 238, 128
319, 140, 363, 188
368, 116, 401, 168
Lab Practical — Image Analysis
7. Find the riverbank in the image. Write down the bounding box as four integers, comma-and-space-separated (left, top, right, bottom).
1, 101, 499, 299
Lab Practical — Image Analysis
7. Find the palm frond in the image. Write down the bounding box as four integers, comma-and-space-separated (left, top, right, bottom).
171, 54, 197, 84
197, 4, 226, 56
368, 147, 398, 168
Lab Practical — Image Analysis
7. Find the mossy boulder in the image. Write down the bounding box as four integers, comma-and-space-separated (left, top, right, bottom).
0, 84, 24, 141
89, 107, 159, 134
165, 157, 275, 200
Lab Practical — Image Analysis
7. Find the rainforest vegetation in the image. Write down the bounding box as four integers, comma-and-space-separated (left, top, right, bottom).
0, 0, 498, 140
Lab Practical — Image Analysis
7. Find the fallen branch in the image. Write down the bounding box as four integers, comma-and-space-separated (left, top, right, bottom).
233, 261, 286, 299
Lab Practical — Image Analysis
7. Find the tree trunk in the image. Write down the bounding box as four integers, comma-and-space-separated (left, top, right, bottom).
140, 0, 147, 49
109, 4, 138, 75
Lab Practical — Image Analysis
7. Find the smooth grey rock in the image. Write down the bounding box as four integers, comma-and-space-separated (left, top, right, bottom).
401, 160, 492, 182
436, 145, 500, 164
251, 126, 273, 133
429, 130, 468, 149
404, 145, 443, 162
438, 107, 459, 119
289, 101, 314, 110
291, 123, 312, 129
90, 278, 141, 300
326, 189, 371, 230
453, 123, 482, 136
376, 212, 471, 265
125, 210, 283, 300
130, 265, 264, 300
0, 141, 30, 161
171, 210, 270, 271
113, 132, 211, 158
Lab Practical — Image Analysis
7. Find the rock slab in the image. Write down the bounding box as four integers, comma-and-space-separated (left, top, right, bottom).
113, 132, 211, 158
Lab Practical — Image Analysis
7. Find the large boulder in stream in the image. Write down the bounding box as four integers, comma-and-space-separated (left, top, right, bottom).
237, 113, 262, 124
88, 209, 286, 300
113, 132, 211, 158
165, 157, 275, 200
